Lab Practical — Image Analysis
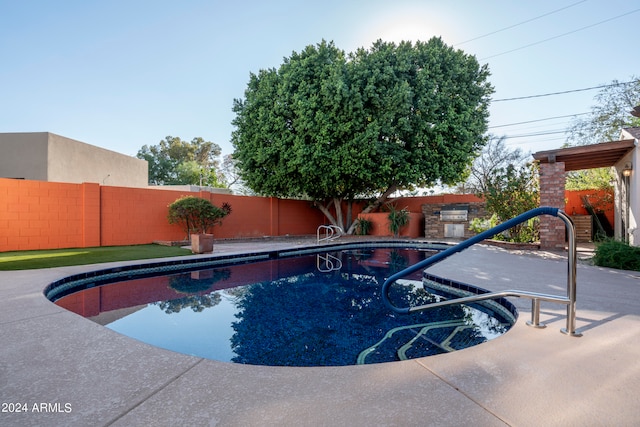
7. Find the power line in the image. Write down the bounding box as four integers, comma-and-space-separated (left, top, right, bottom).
489, 112, 589, 128
502, 129, 568, 139
506, 135, 568, 146
480, 8, 640, 60
493, 80, 637, 102
454, 0, 588, 46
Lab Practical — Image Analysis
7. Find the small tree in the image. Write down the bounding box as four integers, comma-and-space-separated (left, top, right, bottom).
480, 162, 539, 242
565, 168, 614, 191
457, 136, 529, 194
168, 196, 232, 239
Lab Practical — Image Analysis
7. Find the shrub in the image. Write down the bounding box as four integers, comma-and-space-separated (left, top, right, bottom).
593, 239, 640, 271
469, 214, 500, 237
480, 162, 540, 243
168, 196, 232, 239
387, 205, 410, 237
356, 218, 372, 235
468, 214, 538, 243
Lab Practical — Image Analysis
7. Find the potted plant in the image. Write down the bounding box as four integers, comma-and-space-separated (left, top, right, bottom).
167, 196, 232, 254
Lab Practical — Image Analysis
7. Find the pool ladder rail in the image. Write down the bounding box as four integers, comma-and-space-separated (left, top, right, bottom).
316, 253, 343, 272
317, 225, 344, 243
382, 207, 582, 337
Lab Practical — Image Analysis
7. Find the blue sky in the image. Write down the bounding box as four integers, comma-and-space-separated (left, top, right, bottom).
1, 0, 639, 159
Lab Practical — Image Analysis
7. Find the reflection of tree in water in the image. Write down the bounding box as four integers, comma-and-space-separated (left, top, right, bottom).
387, 249, 407, 274
155, 269, 230, 314
229, 248, 505, 366
231, 272, 442, 366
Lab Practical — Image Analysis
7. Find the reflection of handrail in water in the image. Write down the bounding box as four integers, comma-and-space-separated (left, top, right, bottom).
317, 253, 342, 272
317, 225, 343, 243
381, 207, 582, 337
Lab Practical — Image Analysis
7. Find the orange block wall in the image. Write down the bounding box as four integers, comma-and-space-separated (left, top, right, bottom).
0, 177, 616, 252
565, 189, 614, 228
100, 186, 193, 246
0, 178, 328, 251
100, 188, 328, 246
0, 179, 90, 250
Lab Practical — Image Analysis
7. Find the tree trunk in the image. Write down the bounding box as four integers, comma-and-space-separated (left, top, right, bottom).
345, 183, 398, 234
314, 201, 338, 227
314, 184, 398, 235
345, 200, 353, 231
333, 198, 344, 230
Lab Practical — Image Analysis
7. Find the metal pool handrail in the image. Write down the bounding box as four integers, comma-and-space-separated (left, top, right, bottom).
317, 225, 344, 243
381, 207, 582, 336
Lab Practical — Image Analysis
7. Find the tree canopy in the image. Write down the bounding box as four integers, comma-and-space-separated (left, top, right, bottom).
231, 38, 493, 232
137, 136, 224, 186
461, 137, 539, 242
456, 136, 529, 194
567, 77, 640, 146
167, 195, 232, 238
565, 77, 640, 190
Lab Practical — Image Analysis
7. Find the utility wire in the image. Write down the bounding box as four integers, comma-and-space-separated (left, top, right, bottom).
506, 135, 568, 145
489, 112, 589, 128
493, 80, 637, 102
454, 0, 588, 46
480, 8, 640, 60
502, 129, 568, 139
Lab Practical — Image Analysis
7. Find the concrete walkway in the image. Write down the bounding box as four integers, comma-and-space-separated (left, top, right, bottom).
1, 240, 640, 426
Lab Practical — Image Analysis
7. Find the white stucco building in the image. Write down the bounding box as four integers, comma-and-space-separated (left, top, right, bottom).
616, 128, 640, 245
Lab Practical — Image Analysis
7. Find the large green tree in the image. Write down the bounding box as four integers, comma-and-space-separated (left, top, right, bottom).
232, 39, 493, 232
137, 136, 224, 186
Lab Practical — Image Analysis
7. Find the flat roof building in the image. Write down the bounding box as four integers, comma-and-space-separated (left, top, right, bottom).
0, 132, 148, 187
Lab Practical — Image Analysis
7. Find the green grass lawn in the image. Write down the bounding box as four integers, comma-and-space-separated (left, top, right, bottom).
0, 245, 193, 271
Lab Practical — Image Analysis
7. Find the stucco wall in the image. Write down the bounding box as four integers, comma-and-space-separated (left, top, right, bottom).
47, 133, 148, 187
0, 133, 49, 181
0, 132, 148, 187
615, 150, 639, 245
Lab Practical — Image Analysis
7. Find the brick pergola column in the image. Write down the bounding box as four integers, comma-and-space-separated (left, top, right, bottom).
539, 161, 566, 250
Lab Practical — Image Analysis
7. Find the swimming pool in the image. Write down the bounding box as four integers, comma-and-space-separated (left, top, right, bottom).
47, 242, 517, 366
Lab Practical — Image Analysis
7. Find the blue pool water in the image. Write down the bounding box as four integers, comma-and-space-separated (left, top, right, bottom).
51, 244, 516, 366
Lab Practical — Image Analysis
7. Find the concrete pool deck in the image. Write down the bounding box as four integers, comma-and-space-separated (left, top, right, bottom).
1, 239, 640, 426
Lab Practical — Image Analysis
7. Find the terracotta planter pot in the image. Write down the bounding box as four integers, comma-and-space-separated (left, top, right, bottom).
191, 233, 214, 254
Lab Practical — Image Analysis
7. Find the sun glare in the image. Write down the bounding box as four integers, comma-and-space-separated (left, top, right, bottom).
378, 18, 443, 44
347, 5, 456, 50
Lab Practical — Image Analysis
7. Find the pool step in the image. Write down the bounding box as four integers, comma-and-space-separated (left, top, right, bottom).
356, 320, 463, 364
357, 320, 508, 365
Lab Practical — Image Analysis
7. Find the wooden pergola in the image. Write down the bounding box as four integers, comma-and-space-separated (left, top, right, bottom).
533, 139, 635, 171
532, 139, 636, 249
